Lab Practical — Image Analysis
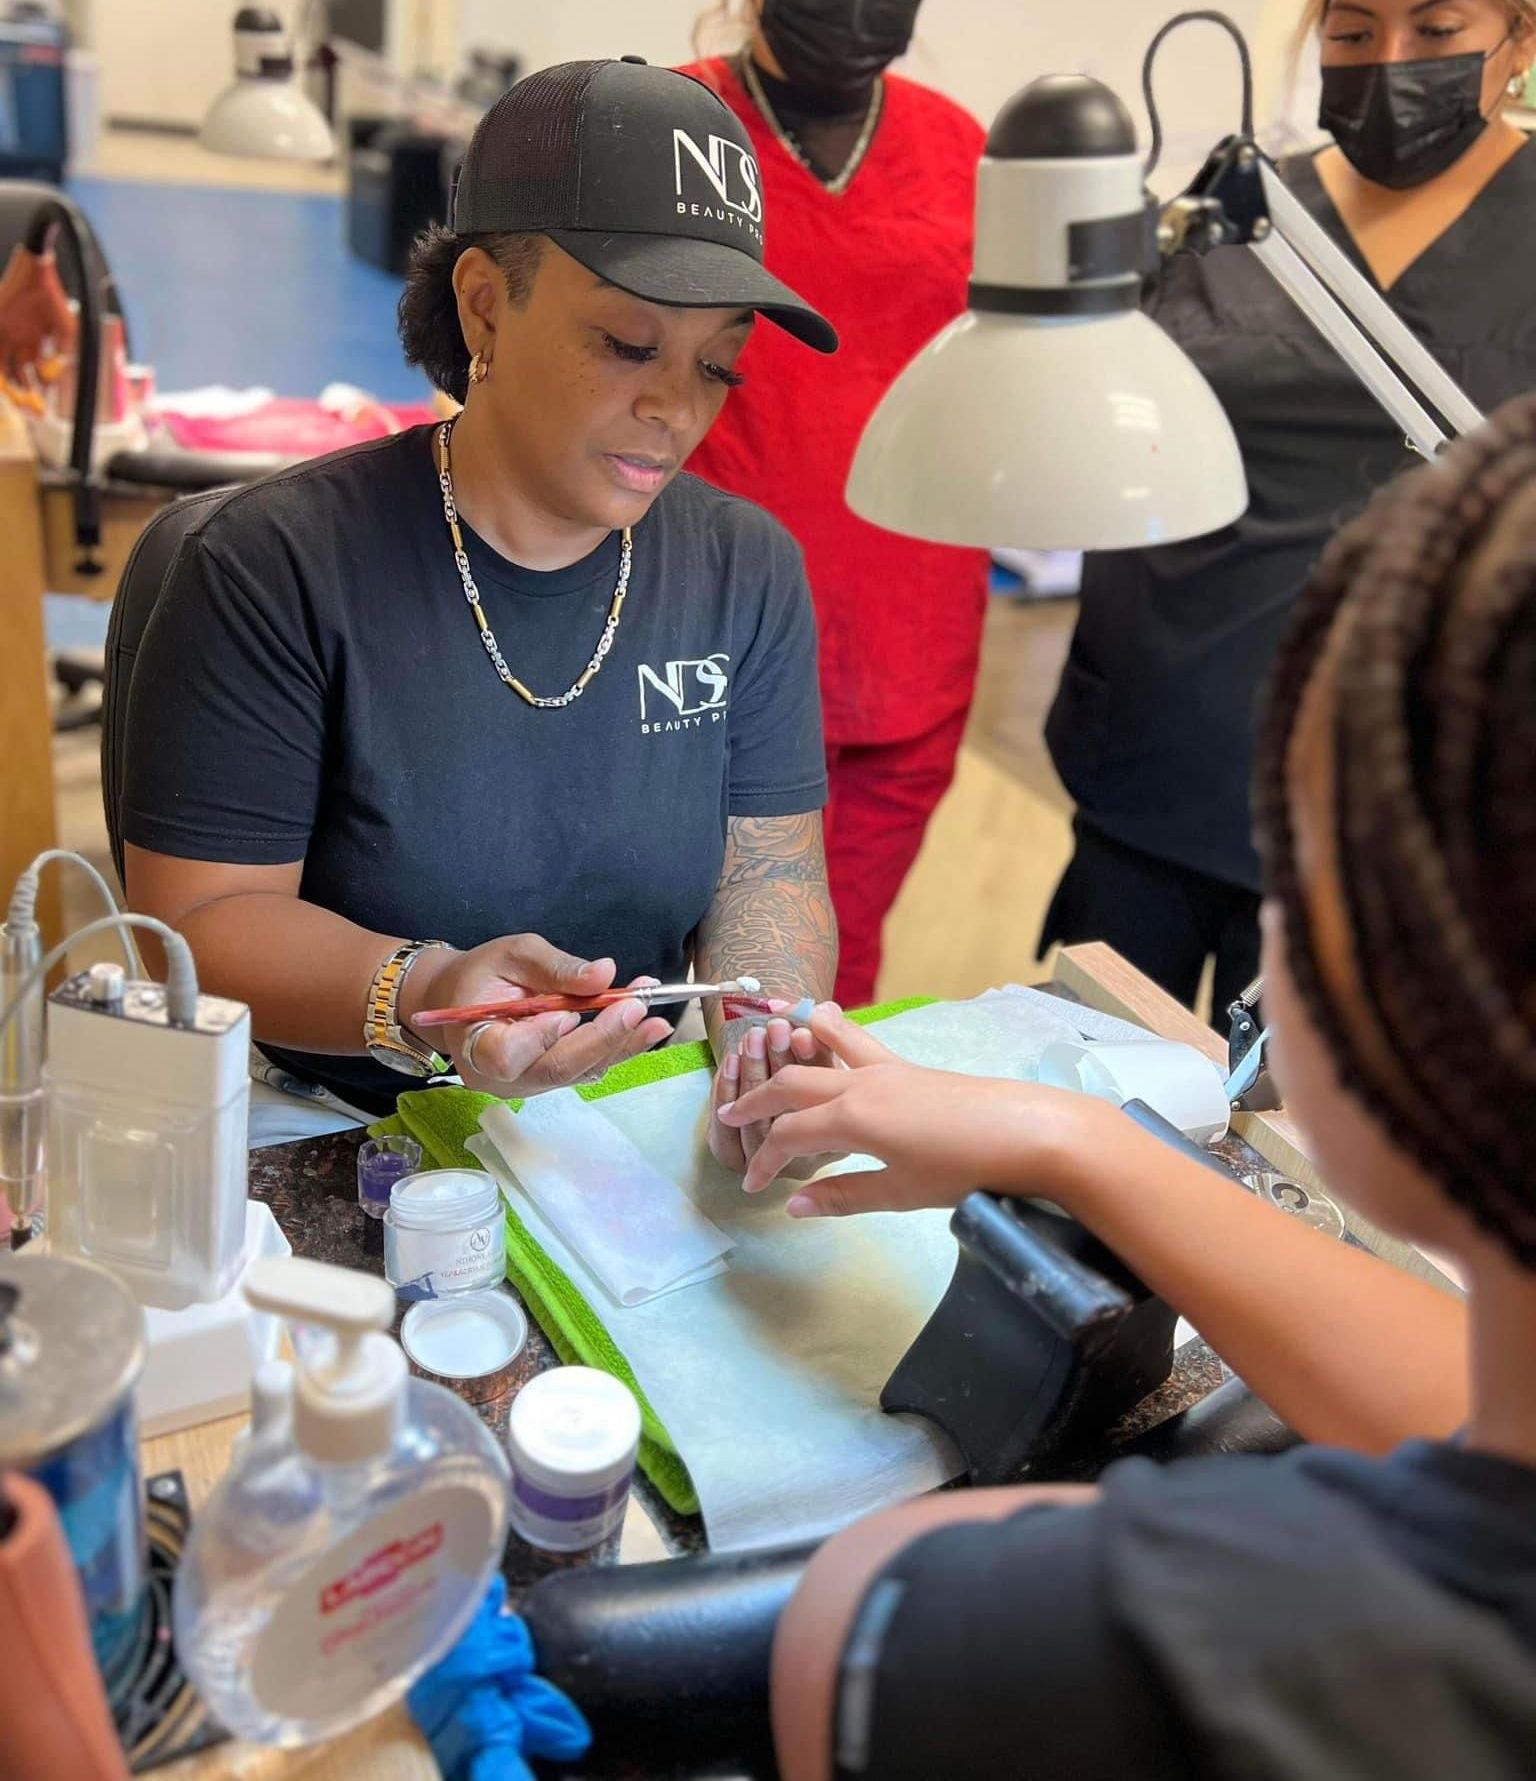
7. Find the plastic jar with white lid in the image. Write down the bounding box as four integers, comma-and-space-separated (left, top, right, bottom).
506, 1368, 642, 1553
383, 1169, 505, 1302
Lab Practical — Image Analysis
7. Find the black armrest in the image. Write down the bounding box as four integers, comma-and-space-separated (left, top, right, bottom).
881, 1191, 1180, 1484
522, 1541, 814, 1778
104, 448, 290, 492
1125, 1373, 1299, 1463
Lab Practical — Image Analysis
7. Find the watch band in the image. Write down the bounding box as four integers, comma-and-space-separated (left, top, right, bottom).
364, 941, 452, 1076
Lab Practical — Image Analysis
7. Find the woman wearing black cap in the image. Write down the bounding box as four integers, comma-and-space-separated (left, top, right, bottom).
119, 59, 839, 1145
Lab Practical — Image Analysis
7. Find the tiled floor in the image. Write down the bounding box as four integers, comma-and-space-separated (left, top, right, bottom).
50, 129, 1080, 1003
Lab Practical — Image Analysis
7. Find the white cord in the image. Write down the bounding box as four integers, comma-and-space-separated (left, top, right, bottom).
5, 850, 143, 976
0, 914, 199, 1048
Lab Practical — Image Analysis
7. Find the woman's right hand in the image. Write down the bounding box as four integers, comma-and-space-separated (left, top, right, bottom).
718, 1005, 1110, 1214
401, 934, 672, 1097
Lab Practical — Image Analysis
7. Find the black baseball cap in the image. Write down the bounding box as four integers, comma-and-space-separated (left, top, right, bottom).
451, 58, 837, 354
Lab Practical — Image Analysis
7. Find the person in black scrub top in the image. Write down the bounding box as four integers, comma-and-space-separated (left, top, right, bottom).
120, 60, 842, 1141
722, 397, 1536, 1780
1041, 0, 1536, 1018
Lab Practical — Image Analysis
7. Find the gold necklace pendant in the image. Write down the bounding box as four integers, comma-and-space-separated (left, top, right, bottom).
436, 422, 633, 709
740, 57, 884, 198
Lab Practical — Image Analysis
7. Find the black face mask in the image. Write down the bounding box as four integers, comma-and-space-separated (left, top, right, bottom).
759, 0, 921, 101
1319, 43, 1504, 190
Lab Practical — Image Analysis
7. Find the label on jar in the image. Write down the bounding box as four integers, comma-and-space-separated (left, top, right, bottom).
385, 1220, 504, 1298
508, 1466, 634, 1551
249, 1484, 497, 1720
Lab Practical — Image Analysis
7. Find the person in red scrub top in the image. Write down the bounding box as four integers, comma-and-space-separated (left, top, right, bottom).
682, 1, 988, 1008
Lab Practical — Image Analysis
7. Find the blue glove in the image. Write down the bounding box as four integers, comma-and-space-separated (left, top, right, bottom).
409, 1577, 592, 1781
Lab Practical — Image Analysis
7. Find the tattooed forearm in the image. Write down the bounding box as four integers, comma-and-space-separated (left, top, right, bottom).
693, 813, 838, 1058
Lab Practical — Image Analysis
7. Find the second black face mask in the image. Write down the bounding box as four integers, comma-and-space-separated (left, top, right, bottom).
759, 0, 922, 100
1319, 50, 1491, 190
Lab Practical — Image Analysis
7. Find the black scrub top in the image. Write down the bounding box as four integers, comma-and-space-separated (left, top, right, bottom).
1046, 143, 1536, 893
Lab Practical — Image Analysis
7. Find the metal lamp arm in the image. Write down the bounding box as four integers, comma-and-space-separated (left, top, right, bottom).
1254, 162, 1484, 453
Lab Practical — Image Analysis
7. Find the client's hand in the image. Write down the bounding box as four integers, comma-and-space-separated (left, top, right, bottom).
402, 936, 671, 1097
718, 1005, 1095, 1214
708, 1011, 835, 1174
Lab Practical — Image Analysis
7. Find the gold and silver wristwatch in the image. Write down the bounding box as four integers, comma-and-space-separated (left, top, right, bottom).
364, 941, 452, 1078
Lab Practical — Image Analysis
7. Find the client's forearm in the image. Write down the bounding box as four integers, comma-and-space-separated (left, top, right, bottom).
1028, 1102, 1469, 1451
171, 893, 406, 1054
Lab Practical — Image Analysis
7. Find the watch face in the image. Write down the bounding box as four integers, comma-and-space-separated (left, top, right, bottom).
368, 1041, 433, 1078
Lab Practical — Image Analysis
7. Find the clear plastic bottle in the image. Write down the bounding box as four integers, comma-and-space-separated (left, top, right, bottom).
172, 1257, 509, 1746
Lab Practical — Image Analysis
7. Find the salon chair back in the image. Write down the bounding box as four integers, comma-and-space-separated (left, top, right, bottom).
101, 488, 235, 882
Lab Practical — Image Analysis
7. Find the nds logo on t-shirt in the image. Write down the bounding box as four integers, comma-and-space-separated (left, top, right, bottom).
638, 654, 730, 735
673, 129, 763, 244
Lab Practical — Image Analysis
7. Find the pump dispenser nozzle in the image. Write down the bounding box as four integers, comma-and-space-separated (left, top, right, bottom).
243, 1258, 406, 1464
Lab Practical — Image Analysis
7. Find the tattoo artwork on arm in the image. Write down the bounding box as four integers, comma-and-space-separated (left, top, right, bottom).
693, 812, 838, 1057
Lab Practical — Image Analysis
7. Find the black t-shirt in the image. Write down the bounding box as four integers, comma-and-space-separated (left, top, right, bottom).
1047, 143, 1536, 892
849, 1440, 1536, 1778
122, 427, 827, 1110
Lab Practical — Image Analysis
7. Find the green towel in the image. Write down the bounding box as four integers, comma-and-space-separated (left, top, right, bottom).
371, 999, 928, 1516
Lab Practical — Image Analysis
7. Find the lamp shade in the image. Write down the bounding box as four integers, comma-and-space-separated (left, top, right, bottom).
846, 306, 1247, 551
200, 79, 335, 162
847, 72, 1248, 552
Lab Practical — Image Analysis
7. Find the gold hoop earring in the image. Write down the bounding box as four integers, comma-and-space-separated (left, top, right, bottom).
469, 349, 489, 385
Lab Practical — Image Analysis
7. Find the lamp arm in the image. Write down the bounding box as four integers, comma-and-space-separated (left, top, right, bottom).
1248, 228, 1450, 461
1255, 163, 1485, 445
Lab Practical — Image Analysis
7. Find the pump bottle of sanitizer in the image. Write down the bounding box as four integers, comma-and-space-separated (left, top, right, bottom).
172, 1257, 509, 1745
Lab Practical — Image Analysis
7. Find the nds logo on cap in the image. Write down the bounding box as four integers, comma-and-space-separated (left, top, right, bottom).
674, 130, 763, 242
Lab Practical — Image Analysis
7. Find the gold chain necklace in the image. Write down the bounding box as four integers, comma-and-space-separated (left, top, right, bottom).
436, 421, 632, 710
739, 56, 884, 198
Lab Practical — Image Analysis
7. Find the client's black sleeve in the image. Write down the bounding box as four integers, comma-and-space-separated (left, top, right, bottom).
837, 1501, 1192, 1780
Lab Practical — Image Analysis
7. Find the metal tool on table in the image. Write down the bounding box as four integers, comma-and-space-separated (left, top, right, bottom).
1225, 978, 1280, 1111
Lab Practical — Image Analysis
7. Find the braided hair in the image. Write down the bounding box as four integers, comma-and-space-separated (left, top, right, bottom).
1253, 395, 1536, 1270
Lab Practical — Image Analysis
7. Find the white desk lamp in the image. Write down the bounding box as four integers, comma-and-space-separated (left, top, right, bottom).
848, 9, 1483, 553
201, 6, 336, 163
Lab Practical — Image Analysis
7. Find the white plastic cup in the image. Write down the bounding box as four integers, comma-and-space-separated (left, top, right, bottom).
1038, 1039, 1231, 1144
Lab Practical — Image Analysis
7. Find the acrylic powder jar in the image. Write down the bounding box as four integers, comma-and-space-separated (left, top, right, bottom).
506, 1367, 642, 1553
383, 1169, 505, 1301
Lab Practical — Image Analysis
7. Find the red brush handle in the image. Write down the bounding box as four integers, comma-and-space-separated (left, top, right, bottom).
411, 990, 630, 1027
